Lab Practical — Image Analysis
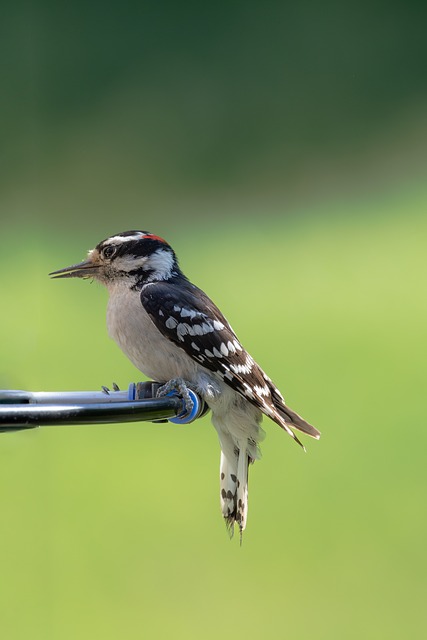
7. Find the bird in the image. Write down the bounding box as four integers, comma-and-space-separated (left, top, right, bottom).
50, 230, 320, 538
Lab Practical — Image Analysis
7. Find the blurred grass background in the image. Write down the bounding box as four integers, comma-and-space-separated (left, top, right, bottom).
1, 2, 426, 639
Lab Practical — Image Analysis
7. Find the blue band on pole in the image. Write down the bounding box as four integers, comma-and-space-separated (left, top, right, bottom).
168, 389, 200, 424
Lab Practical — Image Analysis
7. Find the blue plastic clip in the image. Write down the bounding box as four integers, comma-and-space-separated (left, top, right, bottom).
128, 382, 201, 424
167, 389, 201, 425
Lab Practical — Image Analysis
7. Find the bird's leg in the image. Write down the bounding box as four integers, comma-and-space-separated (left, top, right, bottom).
156, 377, 194, 416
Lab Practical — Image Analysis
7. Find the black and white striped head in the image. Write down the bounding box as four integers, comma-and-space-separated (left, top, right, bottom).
50, 230, 183, 288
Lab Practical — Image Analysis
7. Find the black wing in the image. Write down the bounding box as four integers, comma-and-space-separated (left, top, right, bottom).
140, 280, 319, 444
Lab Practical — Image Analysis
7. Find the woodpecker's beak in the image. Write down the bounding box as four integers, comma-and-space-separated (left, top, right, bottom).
49, 259, 100, 279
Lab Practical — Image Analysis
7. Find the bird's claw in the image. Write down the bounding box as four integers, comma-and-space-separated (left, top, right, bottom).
156, 378, 194, 417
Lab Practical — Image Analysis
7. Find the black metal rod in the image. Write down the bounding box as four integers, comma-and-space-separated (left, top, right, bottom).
0, 397, 183, 431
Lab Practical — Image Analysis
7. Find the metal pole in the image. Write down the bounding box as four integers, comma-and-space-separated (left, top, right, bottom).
0, 397, 183, 431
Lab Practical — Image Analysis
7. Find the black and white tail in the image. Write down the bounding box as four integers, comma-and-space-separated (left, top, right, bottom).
220, 447, 251, 542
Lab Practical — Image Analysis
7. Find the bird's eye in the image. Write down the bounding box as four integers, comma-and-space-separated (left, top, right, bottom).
102, 245, 116, 259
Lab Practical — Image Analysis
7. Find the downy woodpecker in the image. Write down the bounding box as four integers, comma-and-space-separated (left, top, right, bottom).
50, 231, 320, 538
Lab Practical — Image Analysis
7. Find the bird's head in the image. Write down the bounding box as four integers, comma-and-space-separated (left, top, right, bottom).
50, 231, 181, 288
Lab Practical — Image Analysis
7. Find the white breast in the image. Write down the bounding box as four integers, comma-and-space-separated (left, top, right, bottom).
106, 284, 201, 383
105, 283, 263, 470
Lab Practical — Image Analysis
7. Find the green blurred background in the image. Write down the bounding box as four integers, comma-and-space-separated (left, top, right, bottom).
1, 2, 426, 638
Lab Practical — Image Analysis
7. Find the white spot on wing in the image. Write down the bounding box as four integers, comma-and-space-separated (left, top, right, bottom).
166, 317, 178, 329
180, 308, 196, 319
254, 384, 270, 397
230, 362, 252, 375
176, 323, 187, 340
242, 382, 255, 398
220, 342, 229, 357
201, 322, 213, 335
227, 340, 236, 354
262, 403, 274, 416
177, 322, 199, 340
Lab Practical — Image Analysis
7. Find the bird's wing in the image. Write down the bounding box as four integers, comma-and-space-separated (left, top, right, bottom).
140, 281, 319, 446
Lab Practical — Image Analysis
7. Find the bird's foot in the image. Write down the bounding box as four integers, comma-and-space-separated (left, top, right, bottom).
156, 377, 194, 417
101, 382, 120, 395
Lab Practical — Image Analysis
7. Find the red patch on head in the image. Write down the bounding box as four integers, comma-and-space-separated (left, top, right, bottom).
142, 233, 167, 244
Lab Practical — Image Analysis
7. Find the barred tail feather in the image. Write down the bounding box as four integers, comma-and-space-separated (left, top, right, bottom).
235, 444, 249, 540
220, 451, 238, 532
219, 447, 250, 541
